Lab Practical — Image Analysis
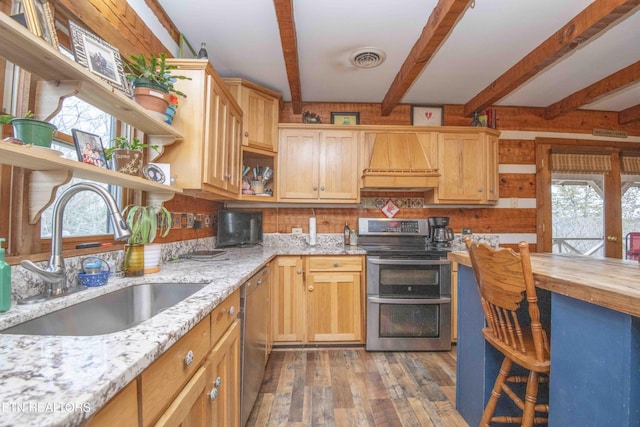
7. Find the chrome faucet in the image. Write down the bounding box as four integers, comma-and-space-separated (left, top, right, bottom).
20, 183, 131, 303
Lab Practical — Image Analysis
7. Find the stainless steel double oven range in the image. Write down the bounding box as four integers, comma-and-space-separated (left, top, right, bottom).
358, 218, 452, 351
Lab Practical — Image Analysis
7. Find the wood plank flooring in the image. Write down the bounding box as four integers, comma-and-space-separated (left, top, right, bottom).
246, 347, 468, 427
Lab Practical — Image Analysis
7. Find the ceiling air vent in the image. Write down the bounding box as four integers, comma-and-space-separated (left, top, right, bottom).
349, 48, 386, 69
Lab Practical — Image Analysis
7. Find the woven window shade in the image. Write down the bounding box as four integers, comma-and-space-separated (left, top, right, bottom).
622, 156, 640, 174
550, 153, 611, 173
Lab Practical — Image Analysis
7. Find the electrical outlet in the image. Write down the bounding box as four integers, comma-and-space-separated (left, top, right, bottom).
462, 227, 472, 235
510, 197, 518, 208
292, 227, 303, 234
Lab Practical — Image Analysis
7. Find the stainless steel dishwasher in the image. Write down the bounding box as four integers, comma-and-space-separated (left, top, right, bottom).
240, 266, 270, 426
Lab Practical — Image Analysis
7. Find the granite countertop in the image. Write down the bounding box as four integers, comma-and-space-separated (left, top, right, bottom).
449, 250, 640, 318
0, 244, 365, 426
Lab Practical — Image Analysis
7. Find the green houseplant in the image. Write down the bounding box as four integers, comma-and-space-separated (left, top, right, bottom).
121, 204, 173, 276
125, 53, 190, 114
105, 136, 158, 176
0, 111, 57, 148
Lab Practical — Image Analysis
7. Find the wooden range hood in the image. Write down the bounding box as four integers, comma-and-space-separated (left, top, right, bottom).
361, 132, 439, 190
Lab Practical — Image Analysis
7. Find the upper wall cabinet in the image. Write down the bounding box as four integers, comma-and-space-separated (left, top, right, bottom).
158, 60, 243, 200
278, 126, 359, 203
224, 78, 281, 152
426, 129, 499, 205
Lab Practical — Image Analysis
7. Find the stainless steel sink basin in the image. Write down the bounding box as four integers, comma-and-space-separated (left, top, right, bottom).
1, 283, 207, 336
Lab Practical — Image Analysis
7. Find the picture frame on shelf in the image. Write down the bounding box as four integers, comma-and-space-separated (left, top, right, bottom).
68, 21, 132, 97
330, 112, 360, 125
72, 129, 108, 168
411, 105, 443, 126
22, 0, 59, 49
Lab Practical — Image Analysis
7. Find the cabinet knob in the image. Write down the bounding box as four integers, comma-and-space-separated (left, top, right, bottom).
607, 235, 618, 242
214, 376, 222, 388
478, 187, 483, 192
228, 306, 235, 316
320, 185, 325, 191
244, 131, 249, 137
313, 185, 318, 191
184, 350, 194, 366
209, 388, 218, 400
333, 262, 339, 267
296, 268, 303, 274
307, 285, 314, 292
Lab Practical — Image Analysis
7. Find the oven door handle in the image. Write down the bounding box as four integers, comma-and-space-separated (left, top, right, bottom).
367, 258, 450, 266
368, 296, 451, 305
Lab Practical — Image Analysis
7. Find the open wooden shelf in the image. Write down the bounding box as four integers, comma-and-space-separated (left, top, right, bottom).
0, 141, 181, 223
0, 13, 182, 142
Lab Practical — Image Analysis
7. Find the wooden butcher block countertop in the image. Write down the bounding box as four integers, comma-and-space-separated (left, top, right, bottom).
449, 251, 640, 318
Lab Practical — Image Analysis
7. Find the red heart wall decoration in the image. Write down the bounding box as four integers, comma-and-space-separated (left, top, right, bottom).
425, 112, 432, 120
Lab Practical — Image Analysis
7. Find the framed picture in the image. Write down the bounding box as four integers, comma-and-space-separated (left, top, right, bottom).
22, 0, 59, 49
411, 105, 444, 126
68, 21, 132, 97
330, 112, 360, 125
72, 129, 108, 168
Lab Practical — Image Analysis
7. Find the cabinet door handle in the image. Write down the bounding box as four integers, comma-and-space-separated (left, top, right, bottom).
313, 185, 318, 191
477, 187, 483, 192
607, 235, 618, 242
228, 306, 235, 316
244, 131, 249, 137
320, 185, 325, 191
210, 388, 218, 400
307, 285, 314, 292
214, 376, 222, 388
184, 350, 194, 366
333, 262, 339, 267
296, 268, 303, 274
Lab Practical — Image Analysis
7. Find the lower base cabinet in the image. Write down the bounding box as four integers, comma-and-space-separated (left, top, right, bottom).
86, 381, 139, 427
272, 255, 364, 345
208, 320, 241, 426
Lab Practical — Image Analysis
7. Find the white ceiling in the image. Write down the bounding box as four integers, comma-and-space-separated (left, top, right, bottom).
157, 0, 640, 112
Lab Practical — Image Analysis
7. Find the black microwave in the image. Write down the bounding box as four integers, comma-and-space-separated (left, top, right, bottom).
216, 210, 263, 248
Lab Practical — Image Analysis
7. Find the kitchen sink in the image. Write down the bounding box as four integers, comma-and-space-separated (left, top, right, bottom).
1, 283, 208, 336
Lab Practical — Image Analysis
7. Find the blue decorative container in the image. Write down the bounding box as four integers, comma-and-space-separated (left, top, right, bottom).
78, 271, 110, 287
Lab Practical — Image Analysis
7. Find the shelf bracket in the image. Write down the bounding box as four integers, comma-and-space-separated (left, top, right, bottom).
29, 169, 72, 224
148, 135, 177, 162
146, 191, 176, 207
35, 80, 81, 122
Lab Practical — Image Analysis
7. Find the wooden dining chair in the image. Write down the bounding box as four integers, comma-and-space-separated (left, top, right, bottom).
464, 238, 550, 427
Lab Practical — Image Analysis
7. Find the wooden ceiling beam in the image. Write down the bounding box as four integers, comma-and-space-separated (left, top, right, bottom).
545, 60, 640, 120
380, 0, 471, 116
619, 104, 640, 124
273, 0, 302, 114
463, 0, 640, 118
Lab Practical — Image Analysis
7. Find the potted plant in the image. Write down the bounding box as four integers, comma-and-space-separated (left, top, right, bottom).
125, 53, 190, 114
105, 136, 159, 176
121, 204, 173, 276
0, 111, 57, 148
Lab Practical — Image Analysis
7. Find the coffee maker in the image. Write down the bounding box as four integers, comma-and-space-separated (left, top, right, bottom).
428, 216, 455, 248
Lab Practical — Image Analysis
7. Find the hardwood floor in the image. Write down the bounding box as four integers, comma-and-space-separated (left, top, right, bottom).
246, 347, 468, 427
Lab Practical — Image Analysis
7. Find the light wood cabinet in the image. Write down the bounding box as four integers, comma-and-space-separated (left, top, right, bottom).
272, 255, 364, 345
207, 319, 241, 427
159, 59, 243, 200
224, 78, 281, 152
272, 256, 305, 343
86, 381, 138, 427
278, 128, 360, 203
427, 130, 499, 204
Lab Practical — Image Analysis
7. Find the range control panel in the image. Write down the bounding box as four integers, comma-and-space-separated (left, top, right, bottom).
358, 218, 428, 236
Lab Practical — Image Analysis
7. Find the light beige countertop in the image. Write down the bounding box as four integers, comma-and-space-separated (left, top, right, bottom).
0, 244, 364, 427
449, 251, 640, 318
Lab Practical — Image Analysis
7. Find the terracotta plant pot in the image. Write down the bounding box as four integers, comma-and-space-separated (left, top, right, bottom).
133, 87, 170, 114
123, 244, 144, 277
111, 148, 143, 176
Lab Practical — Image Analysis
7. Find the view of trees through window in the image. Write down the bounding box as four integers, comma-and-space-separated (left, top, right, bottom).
552, 173, 640, 257
40, 97, 118, 238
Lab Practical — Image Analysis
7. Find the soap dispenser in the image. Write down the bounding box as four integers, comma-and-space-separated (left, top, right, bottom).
0, 238, 11, 312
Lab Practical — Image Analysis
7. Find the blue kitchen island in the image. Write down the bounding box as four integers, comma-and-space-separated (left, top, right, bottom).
449, 251, 640, 427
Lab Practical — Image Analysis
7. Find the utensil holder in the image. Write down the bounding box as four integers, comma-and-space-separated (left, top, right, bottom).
250, 181, 265, 194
